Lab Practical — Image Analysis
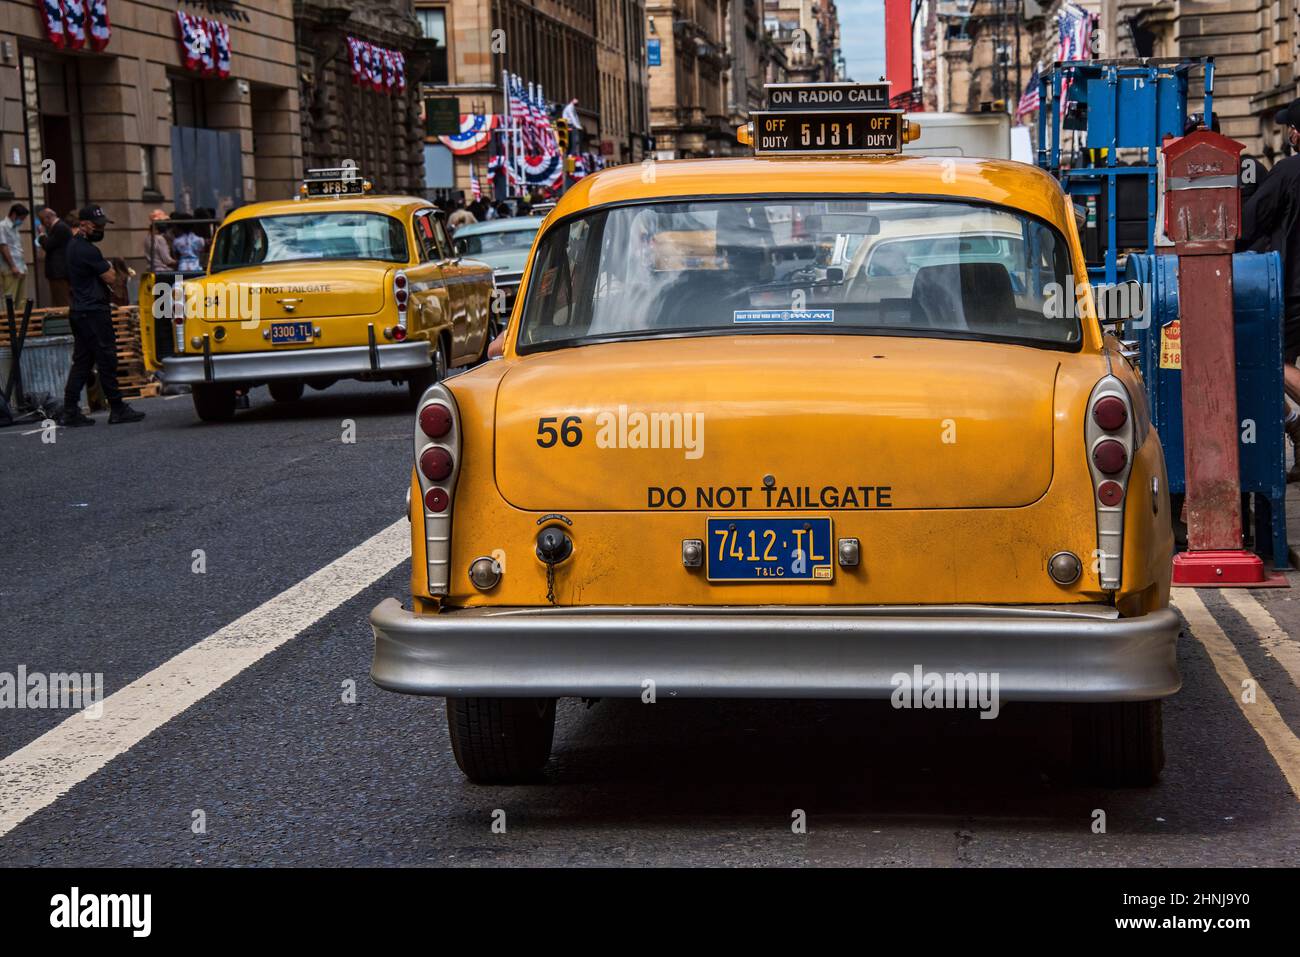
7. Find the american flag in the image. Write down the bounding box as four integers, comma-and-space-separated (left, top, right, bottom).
1057, 4, 1091, 63
469, 164, 481, 200
1016, 68, 1041, 121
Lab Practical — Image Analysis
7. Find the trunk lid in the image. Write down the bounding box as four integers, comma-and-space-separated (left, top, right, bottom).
194, 262, 387, 321
494, 335, 1060, 511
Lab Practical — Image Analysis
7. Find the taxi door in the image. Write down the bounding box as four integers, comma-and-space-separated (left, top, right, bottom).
429, 215, 477, 364
408, 210, 451, 350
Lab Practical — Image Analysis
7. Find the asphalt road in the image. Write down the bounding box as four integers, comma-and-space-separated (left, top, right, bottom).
1, 381, 1298, 866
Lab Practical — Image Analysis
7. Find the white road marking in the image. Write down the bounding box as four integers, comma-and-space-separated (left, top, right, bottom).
1172, 588, 1300, 801
1219, 588, 1300, 690
0, 519, 408, 839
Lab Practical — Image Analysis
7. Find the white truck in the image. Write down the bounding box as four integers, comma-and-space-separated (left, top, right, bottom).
902, 111, 1031, 163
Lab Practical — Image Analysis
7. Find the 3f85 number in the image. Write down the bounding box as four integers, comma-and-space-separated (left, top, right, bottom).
537, 416, 583, 448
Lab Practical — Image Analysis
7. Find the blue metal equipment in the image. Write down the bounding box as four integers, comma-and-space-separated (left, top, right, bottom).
1037, 58, 1214, 285
1126, 252, 1289, 567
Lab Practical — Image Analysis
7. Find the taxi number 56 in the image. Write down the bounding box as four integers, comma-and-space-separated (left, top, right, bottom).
536, 415, 583, 448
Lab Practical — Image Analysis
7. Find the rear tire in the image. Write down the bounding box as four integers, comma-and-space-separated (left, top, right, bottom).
446, 696, 556, 784
191, 383, 237, 422
406, 339, 447, 405
1071, 699, 1164, 786
268, 379, 304, 403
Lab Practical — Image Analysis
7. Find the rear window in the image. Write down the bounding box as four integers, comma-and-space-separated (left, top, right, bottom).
517, 198, 1078, 352
211, 212, 408, 272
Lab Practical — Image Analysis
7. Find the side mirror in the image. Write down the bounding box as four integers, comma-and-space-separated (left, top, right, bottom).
825, 267, 844, 283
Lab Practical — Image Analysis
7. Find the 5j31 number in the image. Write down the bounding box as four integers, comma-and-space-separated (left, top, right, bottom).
537, 415, 583, 448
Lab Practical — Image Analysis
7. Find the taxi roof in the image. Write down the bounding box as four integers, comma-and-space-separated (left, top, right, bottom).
221, 193, 434, 224
552, 156, 1072, 230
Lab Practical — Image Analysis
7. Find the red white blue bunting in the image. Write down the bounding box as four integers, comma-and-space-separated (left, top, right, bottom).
438, 114, 498, 156
176, 11, 231, 78
37, 0, 111, 51
346, 37, 407, 96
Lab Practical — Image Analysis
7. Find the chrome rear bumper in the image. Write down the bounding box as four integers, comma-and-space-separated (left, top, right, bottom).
160, 341, 430, 385
369, 600, 1182, 702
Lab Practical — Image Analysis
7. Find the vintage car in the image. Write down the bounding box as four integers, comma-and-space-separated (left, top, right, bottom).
370, 102, 1178, 787
143, 169, 495, 421
451, 215, 543, 332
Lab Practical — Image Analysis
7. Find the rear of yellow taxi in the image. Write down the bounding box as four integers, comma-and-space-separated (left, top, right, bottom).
153, 192, 491, 420
370, 155, 1178, 787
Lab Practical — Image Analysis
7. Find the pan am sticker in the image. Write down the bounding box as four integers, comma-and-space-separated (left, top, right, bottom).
734, 309, 835, 324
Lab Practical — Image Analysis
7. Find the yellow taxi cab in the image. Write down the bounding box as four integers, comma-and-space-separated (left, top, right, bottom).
144, 169, 495, 421
369, 87, 1178, 787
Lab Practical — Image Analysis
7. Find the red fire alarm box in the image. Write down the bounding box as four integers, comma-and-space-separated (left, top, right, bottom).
1162, 130, 1245, 249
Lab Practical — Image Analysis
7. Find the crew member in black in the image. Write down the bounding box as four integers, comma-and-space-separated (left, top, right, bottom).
60, 205, 145, 426
1242, 101, 1300, 478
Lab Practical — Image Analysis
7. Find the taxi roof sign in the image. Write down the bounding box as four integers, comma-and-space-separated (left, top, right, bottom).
764, 82, 892, 112
300, 166, 370, 198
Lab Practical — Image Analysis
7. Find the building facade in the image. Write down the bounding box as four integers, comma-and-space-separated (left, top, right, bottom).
645, 0, 731, 158
1, 0, 301, 301
764, 0, 841, 83
295, 0, 425, 194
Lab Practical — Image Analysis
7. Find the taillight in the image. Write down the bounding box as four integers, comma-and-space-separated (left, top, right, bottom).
1093, 439, 1128, 474
414, 385, 460, 596
1085, 377, 1136, 591
419, 402, 452, 438
1092, 395, 1127, 431
419, 446, 453, 481
394, 270, 408, 329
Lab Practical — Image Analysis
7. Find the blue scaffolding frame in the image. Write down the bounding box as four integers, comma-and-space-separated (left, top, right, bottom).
1035, 57, 1214, 286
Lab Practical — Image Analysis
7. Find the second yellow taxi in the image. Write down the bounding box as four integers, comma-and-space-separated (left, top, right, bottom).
143, 169, 496, 421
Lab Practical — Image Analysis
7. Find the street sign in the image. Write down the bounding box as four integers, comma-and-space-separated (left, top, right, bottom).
750, 110, 905, 156
764, 82, 891, 112
648, 38, 661, 67
424, 97, 460, 136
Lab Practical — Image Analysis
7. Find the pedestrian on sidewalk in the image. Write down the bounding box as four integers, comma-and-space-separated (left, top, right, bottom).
144, 209, 176, 273
0, 203, 29, 306
1243, 99, 1300, 480
36, 206, 73, 307
59, 205, 145, 427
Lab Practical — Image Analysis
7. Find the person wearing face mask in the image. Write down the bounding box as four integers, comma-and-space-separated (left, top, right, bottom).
60, 205, 145, 426
0, 203, 29, 306
1243, 100, 1300, 478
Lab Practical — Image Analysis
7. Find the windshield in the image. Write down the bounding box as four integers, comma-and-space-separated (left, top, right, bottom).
211, 212, 408, 271
517, 198, 1078, 352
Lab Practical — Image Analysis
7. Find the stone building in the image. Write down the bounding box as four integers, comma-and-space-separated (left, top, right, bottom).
1, 0, 300, 302
645, 0, 730, 158
923, 0, 1037, 113
724, 0, 788, 138
764, 0, 841, 83
295, 0, 425, 193
597, 0, 652, 165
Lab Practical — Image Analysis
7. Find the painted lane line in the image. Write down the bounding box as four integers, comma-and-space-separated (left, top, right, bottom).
1219, 588, 1300, 691
0, 519, 408, 839
1172, 588, 1300, 802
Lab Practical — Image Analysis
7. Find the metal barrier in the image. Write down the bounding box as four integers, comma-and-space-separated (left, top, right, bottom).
1126, 251, 1289, 567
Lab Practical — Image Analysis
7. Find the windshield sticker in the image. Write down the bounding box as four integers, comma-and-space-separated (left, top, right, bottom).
734, 309, 834, 324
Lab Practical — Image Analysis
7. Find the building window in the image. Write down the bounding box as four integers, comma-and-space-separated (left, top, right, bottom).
140, 145, 159, 198
416, 6, 449, 85
170, 77, 208, 128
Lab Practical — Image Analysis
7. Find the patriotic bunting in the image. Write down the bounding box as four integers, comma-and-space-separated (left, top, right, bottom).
176, 12, 231, 78
38, 0, 66, 48
63, 0, 87, 49
347, 36, 407, 97
438, 114, 499, 156
87, 0, 110, 50
506, 72, 564, 189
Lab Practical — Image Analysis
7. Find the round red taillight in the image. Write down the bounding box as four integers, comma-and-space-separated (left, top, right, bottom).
420, 446, 453, 481
424, 487, 449, 512
392, 326, 407, 341
1092, 395, 1128, 431
419, 403, 452, 438
395, 289, 408, 305
1098, 480, 1124, 506
1093, 439, 1128, 475
395, 274, 408, 288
